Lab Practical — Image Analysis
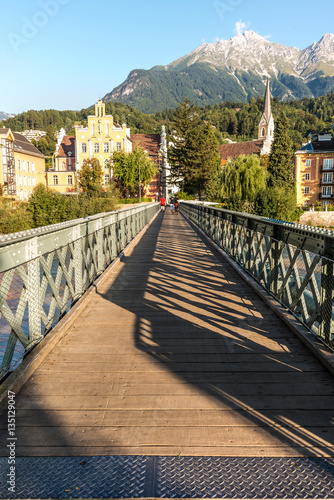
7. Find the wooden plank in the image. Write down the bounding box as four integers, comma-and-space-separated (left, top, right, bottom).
20, 381, 334, 397
3, 425, 334, 449
3, 409, 334, 428
6, 445, 319, 458
14, 394, 334, 411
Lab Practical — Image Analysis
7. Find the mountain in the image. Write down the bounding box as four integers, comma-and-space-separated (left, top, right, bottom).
103, 31, 334, 113
0, 111, 15, 121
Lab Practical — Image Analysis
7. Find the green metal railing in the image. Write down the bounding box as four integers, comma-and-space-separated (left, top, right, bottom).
181, 202, 334, 351
0, 203, 160, 379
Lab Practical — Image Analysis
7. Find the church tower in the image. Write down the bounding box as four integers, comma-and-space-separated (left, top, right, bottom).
258, 78, 274, 155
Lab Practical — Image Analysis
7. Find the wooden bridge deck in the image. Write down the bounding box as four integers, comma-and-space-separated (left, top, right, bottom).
1, 210, 334, 457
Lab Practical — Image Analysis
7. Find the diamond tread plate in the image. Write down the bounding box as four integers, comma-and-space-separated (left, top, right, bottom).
0, 456, 333, 499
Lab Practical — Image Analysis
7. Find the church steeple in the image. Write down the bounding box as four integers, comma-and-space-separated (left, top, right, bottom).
258, 78, 274, 154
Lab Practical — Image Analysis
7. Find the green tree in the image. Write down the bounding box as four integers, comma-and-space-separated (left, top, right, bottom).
28, 184, 68, 227
112, 148, 157, 197
169, 99, 221, 199
222, 155, 267, 211
78, 157, 104, 194
267, 111, 294, 189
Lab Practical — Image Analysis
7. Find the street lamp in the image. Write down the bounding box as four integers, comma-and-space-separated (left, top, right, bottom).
139, 157, 141, 203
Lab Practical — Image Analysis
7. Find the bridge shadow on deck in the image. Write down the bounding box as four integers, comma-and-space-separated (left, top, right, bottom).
101, 210, 334, 457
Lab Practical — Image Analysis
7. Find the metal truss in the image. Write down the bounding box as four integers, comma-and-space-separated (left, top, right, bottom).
0, 204, 159, 379
181, 203, 334, 351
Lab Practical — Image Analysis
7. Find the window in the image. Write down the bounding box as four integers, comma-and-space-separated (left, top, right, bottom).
322, 186, 332, 197
322, 200, 330, 206
98, 123, 102, 135
22, 161, 26, 171
23, 176, 27, 186
19, 190, 23, 201
116, 142, 122, 152
94, 143, 99, 153
81, 143, 87, 153
305, 159, 311, 167
27, 161, 30, 172
24, 190, 28, 201
53, 175, 58, 185
18, 175, 22, 186
261, 128, 265, 137
106, 124, 109, 136
305, 173, 310, 181
28, 177, 31, 187
92, 124, 95, 136
17, 159, 21, 171
103, 143, 109, 153
323, 172, 333, 183
32, 177, 36, 187
32, 162, 35, 172
68, 176, 73, 185
323, 159, 334, 170
61, 161, 66, 171
104, 174, 110, 185
304, 186, 310, 194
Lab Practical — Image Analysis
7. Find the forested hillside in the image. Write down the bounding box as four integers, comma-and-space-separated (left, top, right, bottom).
1, 93, 334, 152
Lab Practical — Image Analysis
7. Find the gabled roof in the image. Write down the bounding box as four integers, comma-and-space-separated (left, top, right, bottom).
56, 136, 75, 158
131, 134, 161, 164
0, 128, 15, 141
219, 140, 264, 161
13, 132, 45, 158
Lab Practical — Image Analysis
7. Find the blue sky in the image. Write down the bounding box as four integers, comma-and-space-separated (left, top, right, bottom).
1, 0, 333, 114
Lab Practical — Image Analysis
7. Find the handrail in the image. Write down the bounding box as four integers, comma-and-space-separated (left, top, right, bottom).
0, 203, 160, 379
180, 202, 334, 351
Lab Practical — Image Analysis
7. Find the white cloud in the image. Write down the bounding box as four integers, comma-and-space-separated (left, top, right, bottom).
234, 20, 250, 35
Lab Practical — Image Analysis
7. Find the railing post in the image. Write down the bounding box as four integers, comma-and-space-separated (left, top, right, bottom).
73, 226, 83, 300
319, 237, 334, 345
271, 224, 285, 296
26, 238, 42, 347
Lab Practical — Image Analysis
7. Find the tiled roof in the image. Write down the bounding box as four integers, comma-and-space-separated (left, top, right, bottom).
219, 140, 264, 161
0, 128, 10, 135
57, 136, 76, 158
131, 134, 161, 165
13, 132, 45, 158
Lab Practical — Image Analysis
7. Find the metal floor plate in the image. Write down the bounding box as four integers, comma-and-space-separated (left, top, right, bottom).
0, 456, 334, 499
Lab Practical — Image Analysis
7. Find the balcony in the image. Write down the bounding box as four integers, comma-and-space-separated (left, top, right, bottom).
319, 193, 334, 199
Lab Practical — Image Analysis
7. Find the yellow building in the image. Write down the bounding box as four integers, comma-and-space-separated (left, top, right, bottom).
0, 128, 46, 200
295, 133, 334, 207
75, 100, 132, 186
46, 134, 76, 193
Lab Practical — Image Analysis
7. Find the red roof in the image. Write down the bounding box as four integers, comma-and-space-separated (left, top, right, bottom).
56, 136, 75, 158
131, 134, 161, 165
219, 140, 264, 162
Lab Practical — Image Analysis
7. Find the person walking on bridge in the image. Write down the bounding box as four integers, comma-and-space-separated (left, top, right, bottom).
160, 196, 166, 212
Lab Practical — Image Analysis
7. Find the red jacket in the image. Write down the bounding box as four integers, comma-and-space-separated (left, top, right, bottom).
160, 197, 166, 206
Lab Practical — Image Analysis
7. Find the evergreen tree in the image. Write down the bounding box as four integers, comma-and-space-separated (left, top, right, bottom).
267, 111, 294, 188
169, 99, 221, 199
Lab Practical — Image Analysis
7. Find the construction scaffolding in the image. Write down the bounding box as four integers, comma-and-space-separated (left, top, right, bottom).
1, 138, 16, 195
